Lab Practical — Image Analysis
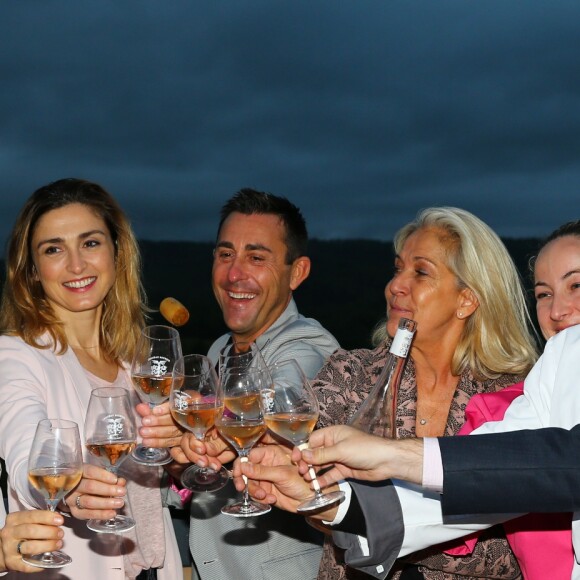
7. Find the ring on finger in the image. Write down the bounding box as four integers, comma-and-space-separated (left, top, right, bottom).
17, 540, 25, 555
76, 494, 83, 510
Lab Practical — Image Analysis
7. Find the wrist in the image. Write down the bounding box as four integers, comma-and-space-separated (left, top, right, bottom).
391, 438, 423, 483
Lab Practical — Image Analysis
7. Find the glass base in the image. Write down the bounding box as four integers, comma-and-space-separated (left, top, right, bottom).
22, 550, 72, 569
87, 515, 136, 533
221, 500, 271, 518
296, 490, 345, 513
131, 445, 173, 466
181, 465, 230, 493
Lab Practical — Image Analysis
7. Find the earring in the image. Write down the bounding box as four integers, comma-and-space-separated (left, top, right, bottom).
458, 311, 463, 318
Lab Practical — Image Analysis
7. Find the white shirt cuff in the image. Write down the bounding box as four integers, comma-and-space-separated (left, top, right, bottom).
422, 437, 444, 493
323, 480, 352, 525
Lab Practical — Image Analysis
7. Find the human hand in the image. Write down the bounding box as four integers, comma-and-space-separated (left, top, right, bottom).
233, 444, 340, 521
171, 430, 235, 470
0, 510, 64, 573
65, 463, 128, 521
137, 401, 184, 448
294, 425, 424, 487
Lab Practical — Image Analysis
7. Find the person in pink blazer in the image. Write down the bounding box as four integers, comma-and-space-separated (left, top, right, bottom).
0, 179, 181, 579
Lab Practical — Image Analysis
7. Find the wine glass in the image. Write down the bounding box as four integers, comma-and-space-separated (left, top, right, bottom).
25, 418, 83, 568
215, 364, 271, 517
130, 324, 182, 465
84, 387, 137, 533
169, 354, 229, 492
262, 359, 345, 513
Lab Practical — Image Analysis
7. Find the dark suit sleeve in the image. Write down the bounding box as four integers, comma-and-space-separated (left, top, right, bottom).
331, 480, 404, 579
440, 425, 580, 515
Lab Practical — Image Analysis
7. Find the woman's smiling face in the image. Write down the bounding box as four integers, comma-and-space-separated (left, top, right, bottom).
534, 235, 580, 339
31, 202, 116, 321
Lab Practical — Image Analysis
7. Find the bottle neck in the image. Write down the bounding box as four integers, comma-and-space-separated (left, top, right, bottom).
389, 328, 414, 358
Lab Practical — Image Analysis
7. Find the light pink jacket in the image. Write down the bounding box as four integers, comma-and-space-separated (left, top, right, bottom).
0, 334, 182, 580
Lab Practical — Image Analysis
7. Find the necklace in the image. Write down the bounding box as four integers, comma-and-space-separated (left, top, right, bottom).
417, 401, 440, 426
419, 414, 436, 426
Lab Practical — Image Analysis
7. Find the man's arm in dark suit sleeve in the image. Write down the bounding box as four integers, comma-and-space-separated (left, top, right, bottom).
440, 425, 580, 515
331, 480, 404, 580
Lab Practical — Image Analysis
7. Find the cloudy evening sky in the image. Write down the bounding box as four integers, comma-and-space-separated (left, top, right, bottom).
1, 1, 578, 245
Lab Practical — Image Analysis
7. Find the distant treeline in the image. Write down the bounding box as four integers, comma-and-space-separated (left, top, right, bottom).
139, 237, 544, 352
0, 237, 544, 354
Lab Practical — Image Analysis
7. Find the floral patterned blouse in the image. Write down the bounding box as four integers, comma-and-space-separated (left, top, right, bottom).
312, 341, 525, 580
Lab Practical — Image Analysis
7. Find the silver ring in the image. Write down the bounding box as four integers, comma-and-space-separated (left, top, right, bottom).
17, 540, 24, 555
75, 495, 83, 510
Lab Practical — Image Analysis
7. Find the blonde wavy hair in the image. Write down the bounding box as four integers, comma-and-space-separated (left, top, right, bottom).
373, 207, 539, 379
0, 178, 147, 364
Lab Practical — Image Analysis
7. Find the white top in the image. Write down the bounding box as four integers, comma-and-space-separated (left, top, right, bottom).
0, 334, 182, 580
393, 325, 580, 578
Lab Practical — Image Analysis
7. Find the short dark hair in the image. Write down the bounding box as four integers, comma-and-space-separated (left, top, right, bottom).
529, 220, 580, 273
217, 188, 308, 264
544, 220, 580, 244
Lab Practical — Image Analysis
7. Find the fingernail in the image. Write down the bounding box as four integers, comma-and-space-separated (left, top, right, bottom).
113, 499, 125, 507
142, 417, 152, 426
56, 540, 63, 548
115, 487, 126, 495
53, 514, 64, 525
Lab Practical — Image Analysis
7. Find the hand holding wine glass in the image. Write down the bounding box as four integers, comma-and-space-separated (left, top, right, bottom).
84, 387, 137, 533
215, 364, 271, 517
25, 418, 82, 568
262, 359, 345, 513
131, 325, 182, 466
169, 354, 229, 492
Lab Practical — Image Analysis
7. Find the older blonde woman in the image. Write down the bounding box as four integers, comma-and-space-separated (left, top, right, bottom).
240, 207, 539, 580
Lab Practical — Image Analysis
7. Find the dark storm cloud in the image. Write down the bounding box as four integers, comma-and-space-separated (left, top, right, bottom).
0, 1, 578, 246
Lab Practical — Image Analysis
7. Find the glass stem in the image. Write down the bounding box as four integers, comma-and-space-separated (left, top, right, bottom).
106, 467, 120, 524
143, 402, 158, 453
239, 453, 250, 505
297, 442, 323, 495
41, 503, 58, 560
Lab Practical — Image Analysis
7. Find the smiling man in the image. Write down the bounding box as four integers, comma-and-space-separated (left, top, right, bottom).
187, 188, 339, 580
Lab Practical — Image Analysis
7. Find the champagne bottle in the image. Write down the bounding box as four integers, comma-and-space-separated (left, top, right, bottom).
350, 317, 416, 438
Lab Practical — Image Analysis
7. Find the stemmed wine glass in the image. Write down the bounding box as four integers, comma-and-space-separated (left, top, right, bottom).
262, 359, 345, 513
215, 363, 271, 517
84, 387, 137, 533
169, 354, 229, 492
25, 418, 83, 568
131, 325, 182, 465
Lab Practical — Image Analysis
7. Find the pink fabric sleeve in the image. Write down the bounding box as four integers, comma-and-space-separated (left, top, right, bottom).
169, 476, 193, 506
443, 383, 574, 580
445, 383, 523, 556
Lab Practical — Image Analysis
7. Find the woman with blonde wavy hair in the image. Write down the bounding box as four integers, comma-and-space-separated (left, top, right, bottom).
238, 206, 539, 580
0, 178, 181, 579
372, 206, 536, 380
